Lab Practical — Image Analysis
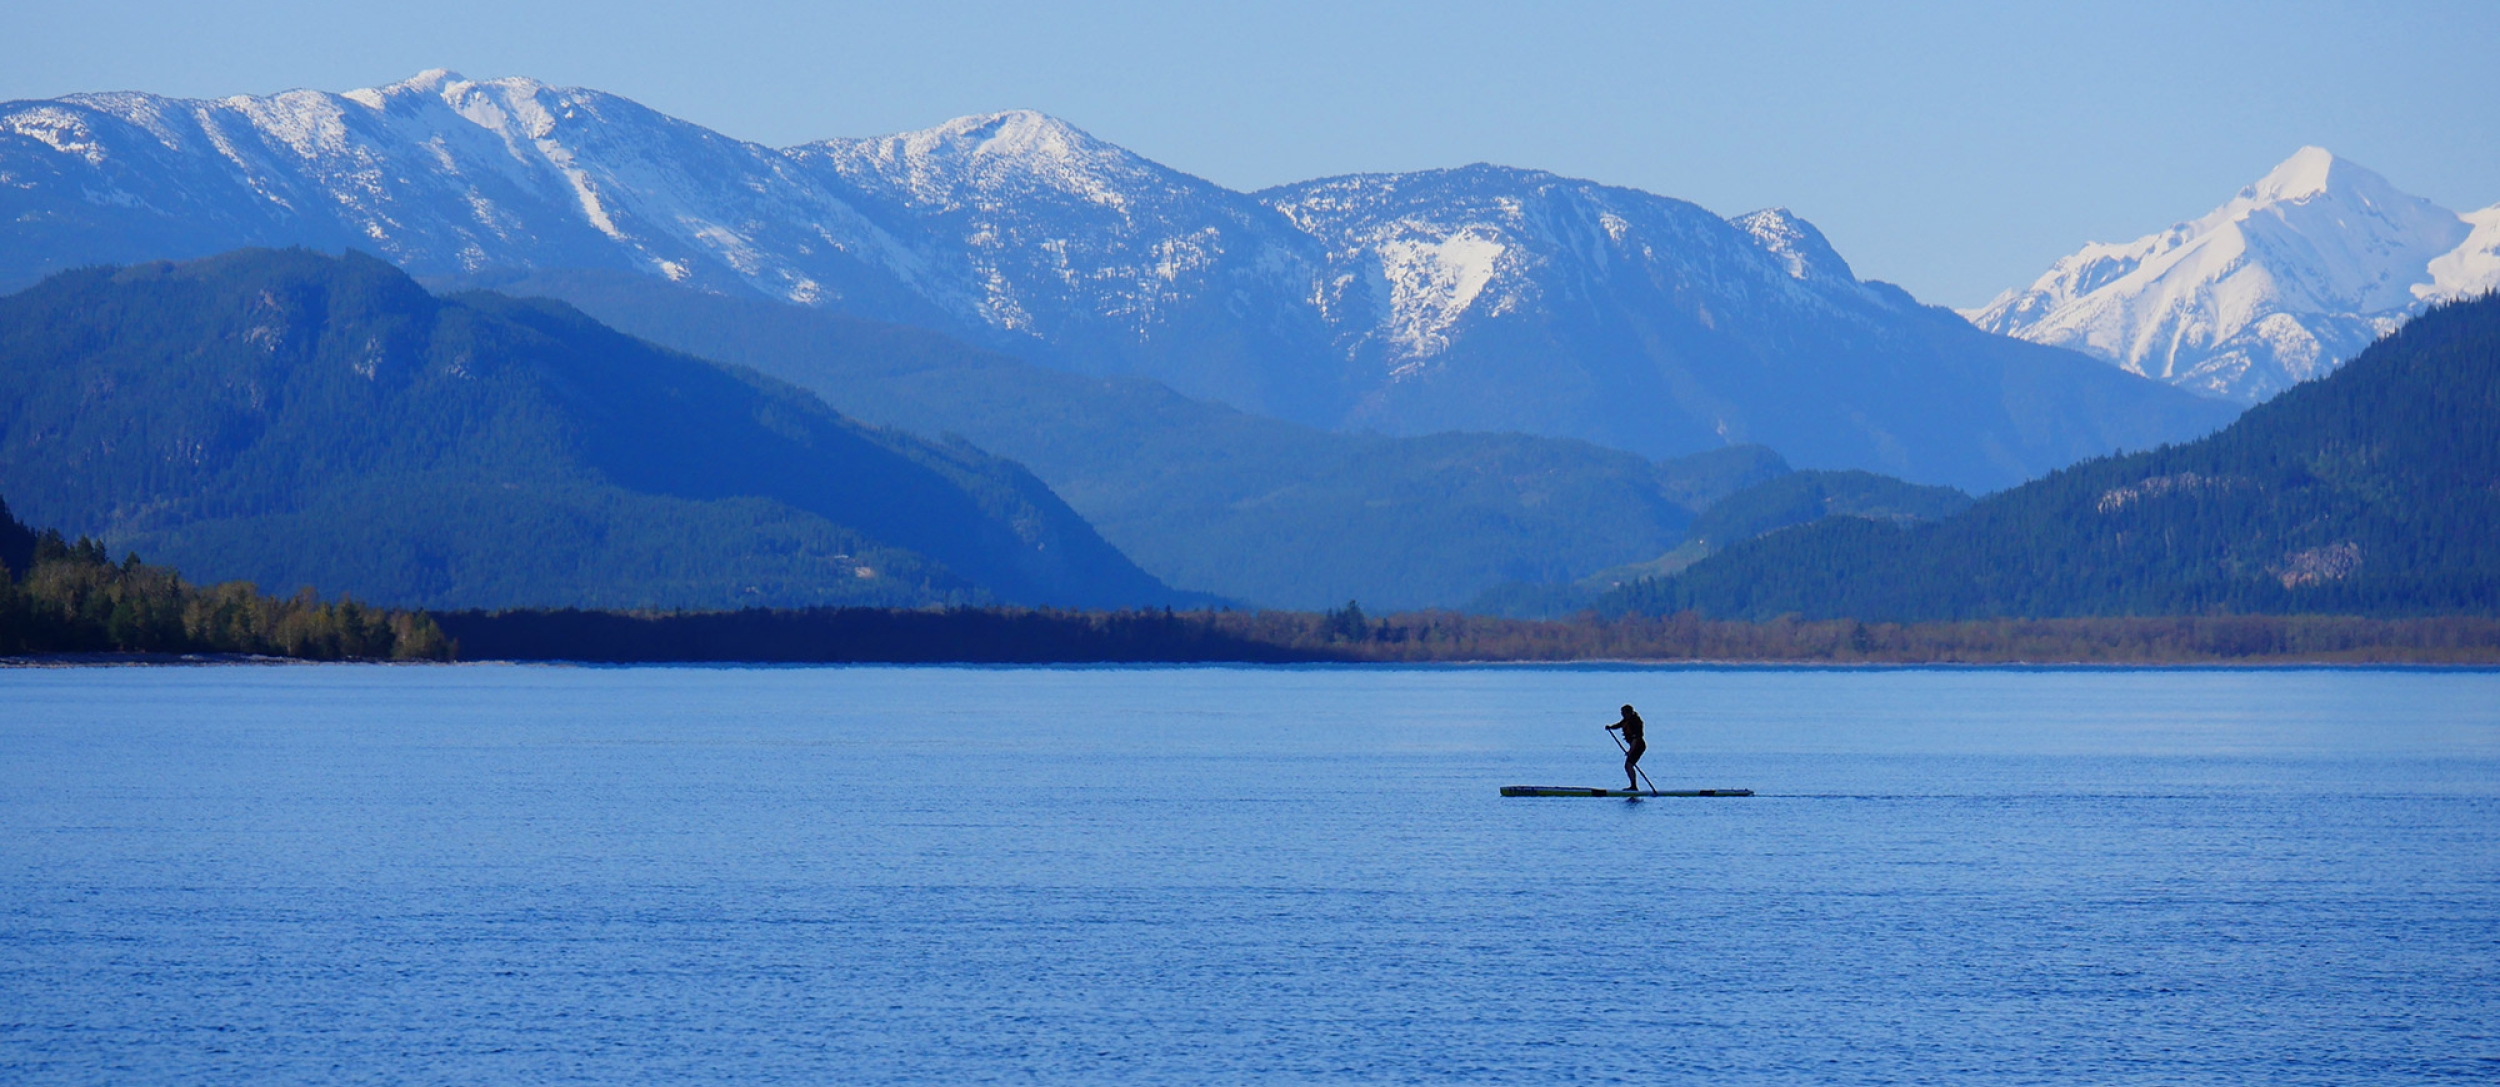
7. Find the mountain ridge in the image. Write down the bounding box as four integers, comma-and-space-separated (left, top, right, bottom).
1, 70, 2237, 492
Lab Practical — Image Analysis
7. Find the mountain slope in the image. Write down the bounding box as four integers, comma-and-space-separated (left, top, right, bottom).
1678, 470, 1975, 554
0, 248, 1182, 610
0, 73, 2235, 492
459, 268, 1789, 610
1253, 168, 2236, 487
1611, 293, 2500, 620
1968, 148, 2498, 403
1466, 468, 1973, 618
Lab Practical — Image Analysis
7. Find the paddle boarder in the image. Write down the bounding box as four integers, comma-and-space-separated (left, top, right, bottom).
1605, 704, 1647, 791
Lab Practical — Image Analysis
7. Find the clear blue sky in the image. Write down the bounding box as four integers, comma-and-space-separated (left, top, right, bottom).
11, 0, 2494, 307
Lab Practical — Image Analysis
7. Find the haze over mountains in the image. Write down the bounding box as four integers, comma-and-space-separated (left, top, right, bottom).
1969, 148, 2500, 404
461, 267, 1802, 611
0, 70, 2234, 492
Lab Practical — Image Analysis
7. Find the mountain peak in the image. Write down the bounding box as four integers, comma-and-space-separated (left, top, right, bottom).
343, 69, 571, 112
397, 68, 468, 91
801, 108, 1195, 221
1731, 207, 1855, 283
1969, 147, 2481, 403
937, 108, 1072, 138
2245, 145, 2339, 202
2228, 147, 2421, 222
881, 110, 1112, 167
344, 69, 472, 104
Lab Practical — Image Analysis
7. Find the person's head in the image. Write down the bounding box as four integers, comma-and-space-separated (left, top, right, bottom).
1621, 704, 1635, 715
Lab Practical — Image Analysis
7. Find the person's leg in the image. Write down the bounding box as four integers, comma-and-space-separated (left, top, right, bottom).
1625, 740, 1645, 790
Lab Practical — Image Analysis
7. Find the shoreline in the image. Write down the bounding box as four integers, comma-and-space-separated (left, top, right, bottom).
14, 608, 2497, 670
8, 653, 2496, 671
0, 652, 458, 668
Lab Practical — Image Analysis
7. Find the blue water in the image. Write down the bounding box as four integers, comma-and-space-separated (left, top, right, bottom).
3, 665, 2496, 1084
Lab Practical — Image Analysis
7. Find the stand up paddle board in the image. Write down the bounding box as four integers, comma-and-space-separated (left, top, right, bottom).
1501, 786, 1753, 797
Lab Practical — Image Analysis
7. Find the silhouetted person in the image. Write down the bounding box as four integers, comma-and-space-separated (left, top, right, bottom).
1606, 704, 1647, 791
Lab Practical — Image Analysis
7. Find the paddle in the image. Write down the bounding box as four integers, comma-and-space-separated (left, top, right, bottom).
1607, 726, 1662, 794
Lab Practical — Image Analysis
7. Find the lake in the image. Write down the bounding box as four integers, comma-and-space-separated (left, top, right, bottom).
3, 664, 2496, 1084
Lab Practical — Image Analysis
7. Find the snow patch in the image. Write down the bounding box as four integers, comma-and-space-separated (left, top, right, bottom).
1376, 228, 1506, 364
9, 107, 107, 165
2424, 204, 2500, 302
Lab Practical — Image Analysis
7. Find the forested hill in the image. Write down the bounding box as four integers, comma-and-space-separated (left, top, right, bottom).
451, 267, 1794, 610
0, 249, 1186, 611
1604, 293, 2500, 621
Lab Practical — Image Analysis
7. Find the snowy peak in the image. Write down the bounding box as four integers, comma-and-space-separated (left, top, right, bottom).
2242, 144, 2339, 204
2216, 148, 2462, 316
774, 109, 1336, 376
1732, 207, 1855, 283
342, 67, 470, 105
2193, 145, 2417, 231
904, 109, 1103, 163
1968, 148, 2491, 403
800, 109, 1204, 215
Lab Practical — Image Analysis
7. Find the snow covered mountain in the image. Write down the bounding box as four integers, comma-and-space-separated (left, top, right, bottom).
788, 111, 1351, 420
0, 70, 957, 322
1262, 167, 1932, 449
0, 71, 2236, 491
1966, 148, 2499, 403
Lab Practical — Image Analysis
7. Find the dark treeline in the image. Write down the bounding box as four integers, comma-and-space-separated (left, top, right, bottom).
433, 606, 1331, 664
437, 600, 2500, 665
0, 499, 451, 661
1204, 606, 2500, 664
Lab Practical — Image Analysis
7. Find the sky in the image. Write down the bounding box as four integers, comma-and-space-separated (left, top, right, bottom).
9, 0, 2494, 307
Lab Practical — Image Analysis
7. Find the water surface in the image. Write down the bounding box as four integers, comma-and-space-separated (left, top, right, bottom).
3, 665, 2495, 1083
